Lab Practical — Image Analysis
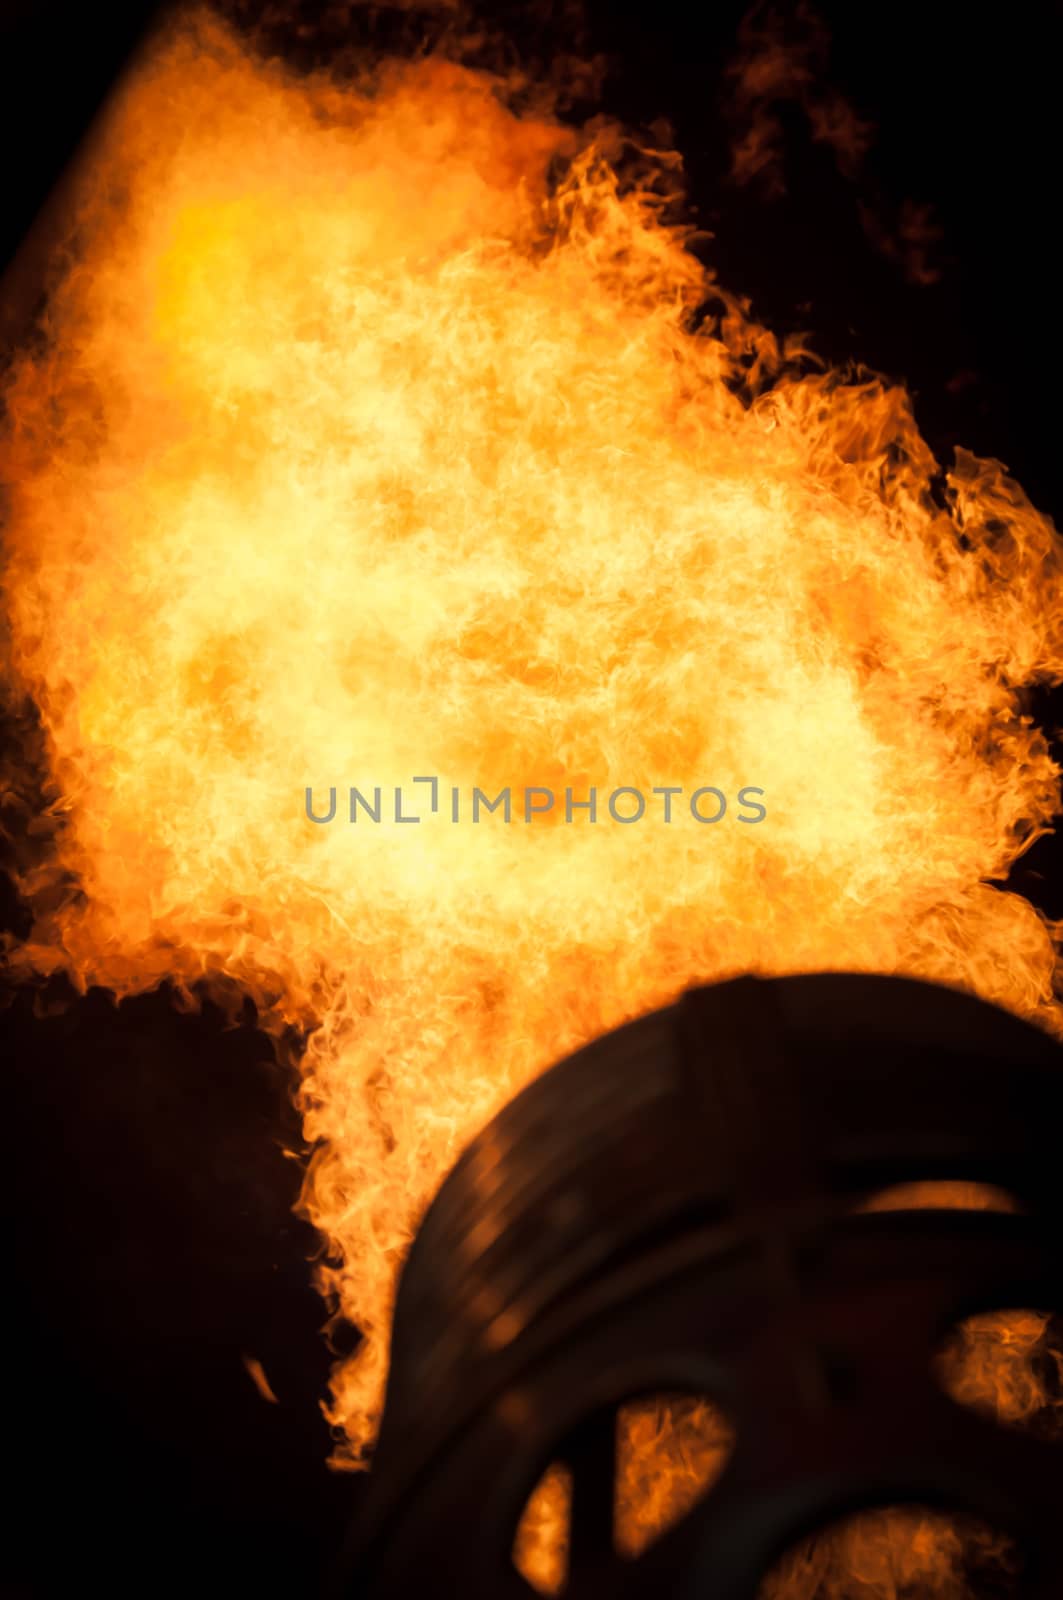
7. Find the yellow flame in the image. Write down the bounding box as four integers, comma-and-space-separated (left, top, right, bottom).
514, 1462, 573, 1596
614, 1395, 734, 1560
2, 7, 1062, 1590
759, 1506, 1019, 1599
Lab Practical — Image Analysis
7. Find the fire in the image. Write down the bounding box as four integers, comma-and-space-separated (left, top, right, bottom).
2, 4, 1062, 1589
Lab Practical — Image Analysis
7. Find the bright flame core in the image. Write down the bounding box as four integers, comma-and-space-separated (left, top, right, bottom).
2, 8, 1063, 1588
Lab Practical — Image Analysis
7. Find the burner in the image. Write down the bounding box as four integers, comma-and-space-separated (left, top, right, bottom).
337, 973, 1063, 1599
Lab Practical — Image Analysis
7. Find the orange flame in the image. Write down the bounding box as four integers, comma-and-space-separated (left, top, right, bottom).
2, 7, 1062, 1589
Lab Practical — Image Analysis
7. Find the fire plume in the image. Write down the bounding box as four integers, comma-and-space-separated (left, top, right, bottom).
2, 7, 1062, 1591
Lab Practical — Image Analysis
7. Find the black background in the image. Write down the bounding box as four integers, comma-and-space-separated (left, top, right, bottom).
1, 2, 1061, 1595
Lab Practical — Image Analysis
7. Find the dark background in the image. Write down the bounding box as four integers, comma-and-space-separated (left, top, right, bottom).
1, 2, 1061, 1595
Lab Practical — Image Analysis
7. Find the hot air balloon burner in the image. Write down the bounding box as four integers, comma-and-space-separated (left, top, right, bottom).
339, 973, 1063, 1600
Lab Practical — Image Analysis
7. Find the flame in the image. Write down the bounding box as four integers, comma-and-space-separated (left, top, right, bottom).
759, 1505, 1020, 1600
2, 6, 1063, 1590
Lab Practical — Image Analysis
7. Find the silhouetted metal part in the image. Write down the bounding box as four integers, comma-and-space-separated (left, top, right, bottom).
336, 973, 1063, 1599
